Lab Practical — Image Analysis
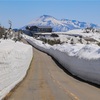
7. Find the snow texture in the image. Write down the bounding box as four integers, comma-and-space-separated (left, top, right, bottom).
0, 39, 33, 100
24, 34, 100, 85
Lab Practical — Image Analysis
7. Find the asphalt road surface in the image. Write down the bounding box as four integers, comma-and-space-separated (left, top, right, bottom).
4, 41, 100, 100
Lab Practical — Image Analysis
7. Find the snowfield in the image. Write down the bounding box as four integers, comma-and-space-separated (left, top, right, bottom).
54, 29, 100, 41
24, 31, 100, 85
0, 39, 33, 100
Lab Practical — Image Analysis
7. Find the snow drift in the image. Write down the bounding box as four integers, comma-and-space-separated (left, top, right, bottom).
25, 36, 100, 85
0, 39, 33, 99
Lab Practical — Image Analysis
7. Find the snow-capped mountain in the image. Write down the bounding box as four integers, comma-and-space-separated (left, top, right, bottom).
23, 15, 99, 32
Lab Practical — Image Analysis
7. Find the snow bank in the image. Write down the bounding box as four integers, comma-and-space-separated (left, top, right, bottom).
0, 39, 33, 99
25, 35, 100, 85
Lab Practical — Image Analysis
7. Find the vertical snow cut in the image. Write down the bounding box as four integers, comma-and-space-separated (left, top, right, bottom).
0, 39, 33, 100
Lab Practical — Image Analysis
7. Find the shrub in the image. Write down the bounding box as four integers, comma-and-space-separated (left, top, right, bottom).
40, 38, 61, 45
97, 42, 100, 46
0, 27, 5, 38
51, 33, 59, 37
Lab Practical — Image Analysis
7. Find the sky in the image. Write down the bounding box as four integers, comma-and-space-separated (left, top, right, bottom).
0, 0, 100, 29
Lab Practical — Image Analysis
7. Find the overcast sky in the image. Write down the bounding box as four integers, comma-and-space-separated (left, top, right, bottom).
0, 0, 100, 28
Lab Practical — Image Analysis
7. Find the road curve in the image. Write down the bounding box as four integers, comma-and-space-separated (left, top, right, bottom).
4, 41, 100, 100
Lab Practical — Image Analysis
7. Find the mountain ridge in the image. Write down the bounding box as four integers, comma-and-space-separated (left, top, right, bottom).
23, 15, 99, 32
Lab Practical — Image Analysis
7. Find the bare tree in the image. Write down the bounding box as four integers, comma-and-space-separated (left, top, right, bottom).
0, 26, 5, 39
8, 20, 12, 29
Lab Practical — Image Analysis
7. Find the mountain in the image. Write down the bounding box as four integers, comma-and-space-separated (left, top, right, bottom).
23, 15, 99, 32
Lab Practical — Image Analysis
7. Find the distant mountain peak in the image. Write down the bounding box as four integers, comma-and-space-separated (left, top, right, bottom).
38, 14, 57, 21
40, 15, 53, 18
24, 15, 100, 32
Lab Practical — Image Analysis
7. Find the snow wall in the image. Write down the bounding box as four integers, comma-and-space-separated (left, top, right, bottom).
26, 39, 100, 85
0, 40, 33, 99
